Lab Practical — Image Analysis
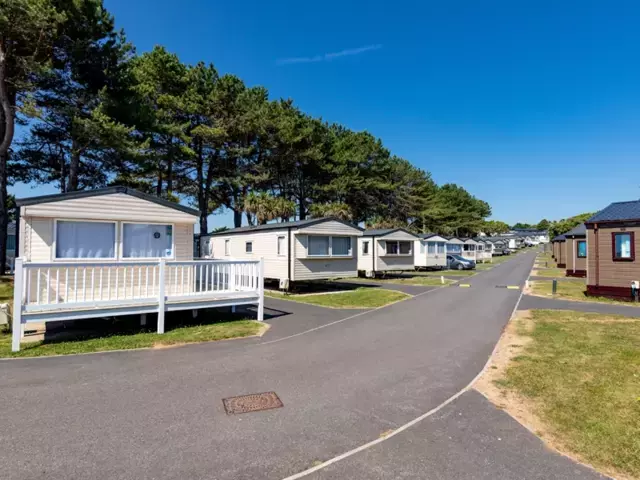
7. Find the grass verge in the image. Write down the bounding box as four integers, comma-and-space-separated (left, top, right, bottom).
531, 268, 566, 278
0, 315, 264, 358
420, 269, 476, 277
479, 310, 640, 479
362, 276, 455, 286
266, 287, 410, 309
0, 275, 13, 303
529, 279, 640, 307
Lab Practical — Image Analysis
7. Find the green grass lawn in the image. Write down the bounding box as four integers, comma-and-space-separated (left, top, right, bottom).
420, 269, 476, 277
0, 315, 263, 358
266, 287, 410, 309
529, 279, 640, 306
0, 276, 13, 303
497, 310, 640, 479
532, 267, 566, 278
367, 275, 455, 286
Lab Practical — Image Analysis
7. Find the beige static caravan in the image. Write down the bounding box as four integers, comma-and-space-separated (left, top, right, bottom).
11, 187, 265, 352
415, 234, 448, 270
357, 228, 419, 276
202, 218, 363, 287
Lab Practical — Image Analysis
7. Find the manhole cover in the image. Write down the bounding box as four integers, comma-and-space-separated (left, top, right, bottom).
223, 392, 284, 415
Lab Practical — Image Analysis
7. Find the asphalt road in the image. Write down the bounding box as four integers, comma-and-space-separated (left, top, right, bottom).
0, 251, 602, 480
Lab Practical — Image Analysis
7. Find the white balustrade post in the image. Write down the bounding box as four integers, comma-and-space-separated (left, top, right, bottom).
12, 258, 24, 352
229, 262, 236, 292
257, 258, 264, 322
157, 259, 166, 334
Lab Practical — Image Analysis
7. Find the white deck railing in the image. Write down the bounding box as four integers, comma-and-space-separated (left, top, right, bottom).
11, 258, 264, 352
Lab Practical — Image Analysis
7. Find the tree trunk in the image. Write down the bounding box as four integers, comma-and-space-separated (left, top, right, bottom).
60, 153, 67, 193
246, 212, 254, 226
167, 155, 173, 194
0, 43, 15, 276
69, 141, 80, 191
233, 209, 242, 228
0, 152, 7, 275
156, 169, 162, 196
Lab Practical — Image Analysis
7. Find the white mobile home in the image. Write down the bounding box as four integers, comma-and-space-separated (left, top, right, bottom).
415, 234, 448, 270
445, 237, 464, 256
461, 238, 479, 262
11, 187, 265, 352
202, 218, 363, 286
357, 228, 419, 276
474, 238, 493, 263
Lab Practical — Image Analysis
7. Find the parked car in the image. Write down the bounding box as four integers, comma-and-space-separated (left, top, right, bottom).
447, 254, 476, 270
502, 248, 512, 255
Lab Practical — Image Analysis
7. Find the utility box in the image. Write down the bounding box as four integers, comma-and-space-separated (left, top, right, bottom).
0, 303, 9, 326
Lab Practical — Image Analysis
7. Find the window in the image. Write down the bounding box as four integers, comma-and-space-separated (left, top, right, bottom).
364, 241, 371, 255
385, 241, 411, 255
55, 221, 115, 259
613, 232, 634, 261
123, 223, 172, 258
277, 236, 285, 256
7, 234, 15, 250
427, 242, 436, 254
332, 236, 351, 256
309, 236, 330, 256
245, 241, 253, 253
577, 240, 587, 258
463, 244, 476, 251
224, 239, 230, 256
448, 244, 461, 253
437, 242, 445, 254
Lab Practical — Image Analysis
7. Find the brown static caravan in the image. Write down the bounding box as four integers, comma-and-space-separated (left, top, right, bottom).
552, 235, 567, 268
585, 201, 640, 299
564, 223, 587, 278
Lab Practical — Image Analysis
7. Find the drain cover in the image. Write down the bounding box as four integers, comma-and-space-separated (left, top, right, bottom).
223, 392, 284, 415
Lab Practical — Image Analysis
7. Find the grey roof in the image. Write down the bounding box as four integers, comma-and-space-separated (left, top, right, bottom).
16, 186, 200, 217
362, 228, 419, 238
552, 234, 566, 242
586, 200, 640, 223
207, 217, 363, 236
563, 223, 586, 237
418, 233, 447, 240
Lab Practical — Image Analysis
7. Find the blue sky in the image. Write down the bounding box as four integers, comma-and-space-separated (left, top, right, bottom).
11, 0, 640, 229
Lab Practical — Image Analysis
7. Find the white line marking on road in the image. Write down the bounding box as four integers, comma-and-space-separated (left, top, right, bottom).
281, 254, 535, 480
260, 285, 447, 346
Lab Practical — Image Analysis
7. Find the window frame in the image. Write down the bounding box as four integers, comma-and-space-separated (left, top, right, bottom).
121, 221, 175, 260
53, 218, 118, 261
306, 235, 353, 258
224, 239, 230, 256
245, 241, 253, 254
612, 232, 635, 262
362, 240, 370, 255
576, 240, 587, 258
277, 236, 286, 256
383, 240, 412, 256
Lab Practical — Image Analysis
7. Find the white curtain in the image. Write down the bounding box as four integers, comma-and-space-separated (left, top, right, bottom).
332, 236, 351, 255
427, 242, 436, 254
56, 221, 115, 259
123, 224, 172, 258
309, 236, 329, 256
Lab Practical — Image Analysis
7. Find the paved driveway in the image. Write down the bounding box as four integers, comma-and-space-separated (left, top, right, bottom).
0, 251, 602, 479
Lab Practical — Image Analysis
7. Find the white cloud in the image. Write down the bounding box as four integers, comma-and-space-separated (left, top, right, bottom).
277, 44, 382, 65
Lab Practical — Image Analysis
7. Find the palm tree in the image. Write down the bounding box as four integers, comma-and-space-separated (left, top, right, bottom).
309, 202, 353, 221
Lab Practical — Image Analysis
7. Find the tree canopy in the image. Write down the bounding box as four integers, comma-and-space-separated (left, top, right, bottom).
2, 0, 504, 275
